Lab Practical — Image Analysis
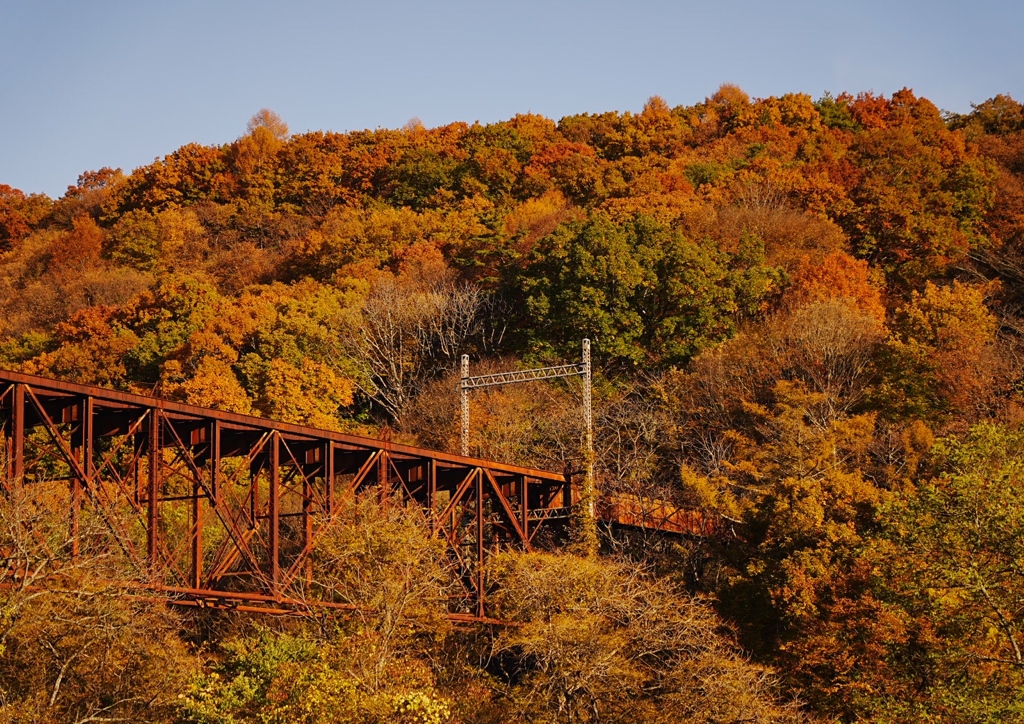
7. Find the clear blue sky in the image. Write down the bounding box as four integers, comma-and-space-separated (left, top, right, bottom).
2, 0, 1021, 198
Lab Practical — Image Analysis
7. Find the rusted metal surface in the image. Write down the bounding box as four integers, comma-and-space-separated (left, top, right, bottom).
0, 369, 574, 620
0, 369, 708, 621
595, 492, 719, 537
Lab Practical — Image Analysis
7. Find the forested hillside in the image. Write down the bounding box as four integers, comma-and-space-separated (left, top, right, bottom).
3, 86, 1024, 722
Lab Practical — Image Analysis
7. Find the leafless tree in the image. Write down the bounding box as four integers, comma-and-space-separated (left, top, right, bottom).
346, 271, 487, 424
784, 298, 883, 424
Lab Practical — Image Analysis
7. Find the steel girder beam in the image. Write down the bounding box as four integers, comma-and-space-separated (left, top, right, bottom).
0, 369, 571, 621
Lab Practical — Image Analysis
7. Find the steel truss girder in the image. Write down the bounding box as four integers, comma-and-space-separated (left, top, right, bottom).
0, 370, 572, 621
459, 363, 587, 390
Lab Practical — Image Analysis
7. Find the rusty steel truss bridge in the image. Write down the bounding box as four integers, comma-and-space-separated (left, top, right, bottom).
0, 369, 709, 622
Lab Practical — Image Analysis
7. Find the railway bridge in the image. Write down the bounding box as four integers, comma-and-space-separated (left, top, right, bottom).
0, 370, 708, 621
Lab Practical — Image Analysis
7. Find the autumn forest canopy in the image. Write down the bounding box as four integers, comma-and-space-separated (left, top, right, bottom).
4, 86, 1024, 722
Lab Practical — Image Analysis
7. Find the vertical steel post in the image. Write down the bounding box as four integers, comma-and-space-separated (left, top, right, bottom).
427, 459, 436, 533
211, 420, 221, 504
11, 384, 24, 485
325, 441, 335, 516
378, 449, 388, 504
2, 396, 7, 486
133, 440, 141, 506
191, 480, 203, 589
269, 432, 280, 596
520, 475, 529, 544
190, 422, 205, 590
302, 447, 313, 585
80, 397, 94, 479
2, 387, 9, 485
475, 469, 485, 619
71, 397, 92, 558
70, 462, 80, 555
250, 455, 259, 528
148, 408, 161, 570
460, 354, 470, 457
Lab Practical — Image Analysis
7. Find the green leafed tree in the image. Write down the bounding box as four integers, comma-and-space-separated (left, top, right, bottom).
512, 214, 777, 367
868, 423, 1024, 721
